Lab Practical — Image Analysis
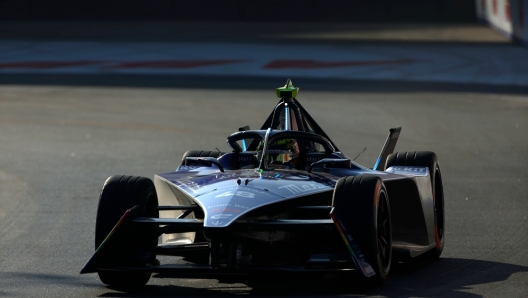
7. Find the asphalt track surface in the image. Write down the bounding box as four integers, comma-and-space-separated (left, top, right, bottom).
1, 22, 528, 297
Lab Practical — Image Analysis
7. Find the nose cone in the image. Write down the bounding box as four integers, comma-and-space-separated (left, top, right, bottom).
159, 168, 337, 228
200, 185, 283, 227
196, 171, 336, 228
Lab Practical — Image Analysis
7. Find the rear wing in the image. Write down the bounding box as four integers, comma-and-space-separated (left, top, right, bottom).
373, 127, 401, 171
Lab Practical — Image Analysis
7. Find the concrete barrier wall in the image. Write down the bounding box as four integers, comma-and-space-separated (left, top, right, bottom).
0, 0, 476, 22
476, 0, 528, 45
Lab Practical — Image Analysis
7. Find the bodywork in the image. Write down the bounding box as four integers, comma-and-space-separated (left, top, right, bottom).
155, 158, 436, 258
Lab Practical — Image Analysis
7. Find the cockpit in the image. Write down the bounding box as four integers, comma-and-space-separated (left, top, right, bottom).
215, 79, 345, 172
181, 79, 351, 173
221, 129, 341, 171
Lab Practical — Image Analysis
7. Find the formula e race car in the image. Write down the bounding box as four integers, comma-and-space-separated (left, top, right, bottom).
81, 79, 445, 287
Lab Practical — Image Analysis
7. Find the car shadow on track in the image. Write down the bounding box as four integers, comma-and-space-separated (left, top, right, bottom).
96, 257, 528, 297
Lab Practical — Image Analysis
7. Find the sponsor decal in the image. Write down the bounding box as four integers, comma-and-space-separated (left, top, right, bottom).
207, 203, 249, 213
209, 207, 244, 214
283, 173, 310, 180
306, 156, 323, 163
176, 179, 203, 193
391, 166, 426, 173
215, 190, 256, 198
278, 183, 327, 194
385, 166, 428, 176
171, 170, 258, 193
211, 214, 234, 219
259, 171, 282, 180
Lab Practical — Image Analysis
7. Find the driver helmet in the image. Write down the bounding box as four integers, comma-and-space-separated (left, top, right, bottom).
268, 138, 299, 163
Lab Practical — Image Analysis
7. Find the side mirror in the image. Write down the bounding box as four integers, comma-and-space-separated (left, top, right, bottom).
185, 157, 224, 172
308, 158, 351, 173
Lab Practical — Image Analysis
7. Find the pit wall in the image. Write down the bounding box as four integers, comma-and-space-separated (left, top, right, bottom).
476, 0, 528, 46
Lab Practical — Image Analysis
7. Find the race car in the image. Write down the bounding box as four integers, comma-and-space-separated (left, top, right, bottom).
81, 79, 445, 287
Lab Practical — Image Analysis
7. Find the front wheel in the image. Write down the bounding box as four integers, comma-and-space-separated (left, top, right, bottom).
332, 175, 392, 284
95, 175, 159, 287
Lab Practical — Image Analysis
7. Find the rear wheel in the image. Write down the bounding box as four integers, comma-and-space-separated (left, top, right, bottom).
332, 175, 392, 284
180, 150, 224, 166
385, 151, 444, 258
95, 175, 159, 287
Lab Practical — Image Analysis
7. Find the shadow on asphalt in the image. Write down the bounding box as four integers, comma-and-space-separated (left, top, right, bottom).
94, 257, 528, 297
2, 74, 528, 95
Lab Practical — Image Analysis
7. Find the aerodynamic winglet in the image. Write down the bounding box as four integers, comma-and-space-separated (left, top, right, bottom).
80, 205, 138, 274
373, 127, 401, 171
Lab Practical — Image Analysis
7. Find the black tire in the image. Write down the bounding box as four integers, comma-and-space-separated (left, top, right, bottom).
95, 175, 159, 287
385, 151, 445, 259
180, 150, 224, 166
332, 175, 392, 284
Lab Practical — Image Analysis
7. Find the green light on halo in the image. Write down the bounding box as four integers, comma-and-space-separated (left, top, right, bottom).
276, 79, 299, 98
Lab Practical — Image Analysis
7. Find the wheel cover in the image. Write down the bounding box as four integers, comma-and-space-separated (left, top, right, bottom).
377, 191, 391, 271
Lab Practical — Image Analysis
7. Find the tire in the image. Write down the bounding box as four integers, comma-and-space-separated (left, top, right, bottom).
180, 150, 224, 166
95, 175, 159, 287
332, 175, 392, 284
385, 151, 445, 259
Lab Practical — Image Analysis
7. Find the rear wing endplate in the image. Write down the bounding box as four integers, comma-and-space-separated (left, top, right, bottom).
373, 127, 401, 171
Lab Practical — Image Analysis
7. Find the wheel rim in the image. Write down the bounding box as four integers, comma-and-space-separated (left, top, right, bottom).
377, 191, 391, 271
